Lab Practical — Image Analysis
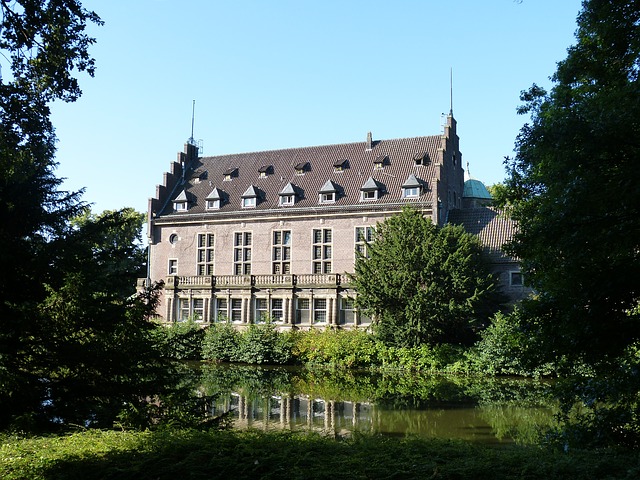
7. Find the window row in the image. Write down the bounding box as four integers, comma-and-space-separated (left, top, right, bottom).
176, 296, 369, 325
173, 174, 426, 212
167, 227, 375, 276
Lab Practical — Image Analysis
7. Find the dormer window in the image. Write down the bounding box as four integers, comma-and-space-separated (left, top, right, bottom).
258, 165, 273, 178
413, 152, 429, 166
333, 158, 348, 172
278, 182, 297, 206
318, 180, 338, 204
373, 155, 387, 170
241, 185, 258, 209
295, 162, 309, 175
402, 174, 422, 198
223, 167, 237, 181
173, 190, 189, 212
205, 187, 222, 210
360, 177, 381, 201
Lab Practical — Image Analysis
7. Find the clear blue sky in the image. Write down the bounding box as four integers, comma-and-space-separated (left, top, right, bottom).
51, 0, 583, 216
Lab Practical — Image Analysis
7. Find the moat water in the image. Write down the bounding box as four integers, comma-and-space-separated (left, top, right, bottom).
197, 364, 556, 445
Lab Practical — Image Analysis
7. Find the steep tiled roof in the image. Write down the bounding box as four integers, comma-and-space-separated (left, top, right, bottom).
448, 207, 517, 263
157, 134, 444, 217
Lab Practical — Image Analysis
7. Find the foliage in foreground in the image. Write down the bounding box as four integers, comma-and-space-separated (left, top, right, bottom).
2, 429, 640, 480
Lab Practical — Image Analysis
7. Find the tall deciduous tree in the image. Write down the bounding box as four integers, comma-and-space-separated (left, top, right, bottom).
502, 0, 640, 365
349, 207, 500, 348
500, 0, 640, 447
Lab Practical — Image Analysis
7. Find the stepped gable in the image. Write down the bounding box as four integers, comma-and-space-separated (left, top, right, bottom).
156, 135, 443, 216
448, 207, 517, 262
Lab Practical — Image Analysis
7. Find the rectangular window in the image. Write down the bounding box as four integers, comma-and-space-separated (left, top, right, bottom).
177, 298, 190, 322
320, 192, 335, 203
279, 195, 294, 206
403, 187, 419, 198
168, 259, 178, 275
361, 190, 377, 201
196, 233, 215, 275
510, 271, 524, 287
233, 232, 252, 275
312, 228, 332, 274
296, 298, 310, 324
355, 226, 374, 259
206, 199, 220, 210
242, 197, 256, 208
255, 298, 268, 323
193, 298, 204, 322
314, 298, 327, 323
231, 299, 243, 322
216, 298, 228, 322
272, 230, 292, 275
271, 298, 284, 322
340, 297, 355, 325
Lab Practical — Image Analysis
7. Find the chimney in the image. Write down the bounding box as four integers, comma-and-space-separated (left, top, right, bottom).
366, 131, 373, 151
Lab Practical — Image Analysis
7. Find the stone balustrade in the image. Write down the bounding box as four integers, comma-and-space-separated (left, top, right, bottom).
160, 273, 341, 290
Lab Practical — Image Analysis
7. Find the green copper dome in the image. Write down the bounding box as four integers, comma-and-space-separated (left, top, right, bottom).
463, 178, 492, 199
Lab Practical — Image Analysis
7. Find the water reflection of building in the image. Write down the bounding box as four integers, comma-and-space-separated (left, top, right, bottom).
211, 393, 373, 437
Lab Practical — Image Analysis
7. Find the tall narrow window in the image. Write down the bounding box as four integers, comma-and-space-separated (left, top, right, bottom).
231, 298, 243, 322
178, 298, 190, 322
271, 299, 284, 322
192, 298, 204, 322
314, 298, 327, 323
272, 230, 291, 274
312, 228, 332, 273
216, 298, 228, 322
355, 226, 374, 258
233, 232, 252, 275
168, 259, 178, 275
197, 233, 215, 275
255, 298, 268, 323
296, 298, 310, 324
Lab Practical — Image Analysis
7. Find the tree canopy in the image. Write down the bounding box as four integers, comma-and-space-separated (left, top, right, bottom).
501, 0, 640, 366
349, 206, 501, 348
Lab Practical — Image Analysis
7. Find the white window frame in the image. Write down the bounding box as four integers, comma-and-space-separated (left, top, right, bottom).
271, 298, 284, 322
279, 194, 294, 206
313, 298, 327, 323
403, 186, 420, 198
242, 197, 256, 209
197, 233, 215, 276
168, 258, 178, 275
231, 298, 243, 323
312, 228, 332, 274
174, 201, 187, 212
206, 199, 220, 210
319, 192, 335, 204
255, 298, 268, 323
360, 190, 378, 201
233, 232, 252, 275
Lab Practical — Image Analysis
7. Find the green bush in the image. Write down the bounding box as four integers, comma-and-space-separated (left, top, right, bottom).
235, 323, 293, 365
153, 320, 205, 360
202, 323, 241, 362
292, 328, 380, 369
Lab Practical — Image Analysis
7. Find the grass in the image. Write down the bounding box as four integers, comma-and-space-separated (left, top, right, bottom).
2, 428, 640, 480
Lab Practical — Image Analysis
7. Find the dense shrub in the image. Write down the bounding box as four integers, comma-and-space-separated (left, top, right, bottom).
203, 322, 293, 365
235, 323, 294, 364
292, 328, 380, 369
153, 320, 205, 360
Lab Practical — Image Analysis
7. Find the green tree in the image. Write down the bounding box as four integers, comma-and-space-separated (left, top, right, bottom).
349, 206, 501, 348
502, 0, 640, 366
501, 0, 640, 446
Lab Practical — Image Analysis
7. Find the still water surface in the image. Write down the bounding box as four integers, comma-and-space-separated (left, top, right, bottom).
199, 364, 556, 445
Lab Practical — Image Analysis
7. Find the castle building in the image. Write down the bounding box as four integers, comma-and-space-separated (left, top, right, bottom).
144, 113, 525, 326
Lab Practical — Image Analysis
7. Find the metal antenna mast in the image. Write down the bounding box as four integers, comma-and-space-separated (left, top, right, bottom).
449, 68, 453, 115
188, 99, 196, 145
